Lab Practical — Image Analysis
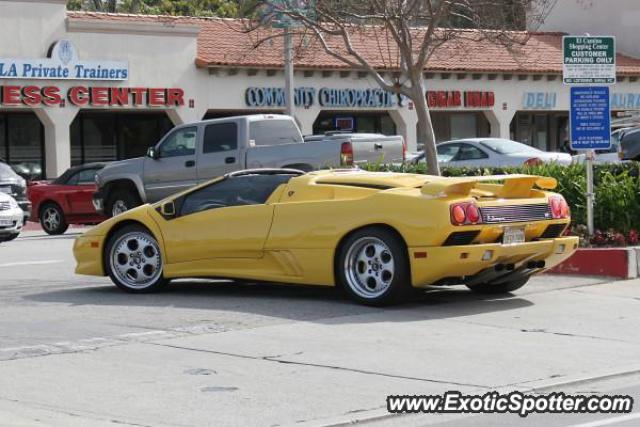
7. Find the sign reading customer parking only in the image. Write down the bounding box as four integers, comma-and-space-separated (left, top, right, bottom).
563, 36, 615, 84
570, 86, 611, 151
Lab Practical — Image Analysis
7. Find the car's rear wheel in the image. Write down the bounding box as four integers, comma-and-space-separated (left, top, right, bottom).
40, 203, 69, 235
337, 227, 411, 306
107, 190, 141, 217
104, 225, 168, 293
466, 278, 529, 294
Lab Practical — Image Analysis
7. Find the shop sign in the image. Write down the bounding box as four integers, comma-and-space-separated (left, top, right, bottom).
426, 91, 495, 108
522, 92, 556, 109
0, 40, 128, 81
611, 93, 640, 109
0, 85, 185, 107
245, 87, 315, 108
245, 86, 400, 108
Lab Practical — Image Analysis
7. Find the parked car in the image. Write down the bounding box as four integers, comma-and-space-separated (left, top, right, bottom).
0, 159, 31, 224
303, 132, 405, 165
411, 138, 572, 168
28, 163, 107, 235
74, 168, 578, 306
617, 127, 640, 160
93, 114, 406, 217
0, 192, 24, 243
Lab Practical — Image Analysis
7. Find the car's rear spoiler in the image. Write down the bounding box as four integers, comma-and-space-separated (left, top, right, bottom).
421, 174, 557, 198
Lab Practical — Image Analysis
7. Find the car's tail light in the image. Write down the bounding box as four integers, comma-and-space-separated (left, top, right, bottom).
523, 157, 543, 166
340, 142, 353, 166
450, 202, 482, 225
549, 196, 570, 219
402, 140, 407, 162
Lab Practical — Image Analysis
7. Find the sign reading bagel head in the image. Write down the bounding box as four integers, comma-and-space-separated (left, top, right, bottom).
0, 40, 129, 81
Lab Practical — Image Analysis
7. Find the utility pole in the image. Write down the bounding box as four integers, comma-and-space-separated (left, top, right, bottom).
284, 27, 294, 117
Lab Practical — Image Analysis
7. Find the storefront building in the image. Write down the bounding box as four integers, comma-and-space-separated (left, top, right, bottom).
3, 0, 640, 178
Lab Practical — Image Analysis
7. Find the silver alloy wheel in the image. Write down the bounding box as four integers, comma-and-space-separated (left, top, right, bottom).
110, 231, 162, 289
111, 200, 128, 217
344, 236, 395, 299
42, 207, 60, 231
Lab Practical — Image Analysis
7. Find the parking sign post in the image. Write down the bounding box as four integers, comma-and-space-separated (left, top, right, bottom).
564, 36, 615, 237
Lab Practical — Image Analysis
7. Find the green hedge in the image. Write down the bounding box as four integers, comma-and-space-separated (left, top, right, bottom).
363, 162, 640, 234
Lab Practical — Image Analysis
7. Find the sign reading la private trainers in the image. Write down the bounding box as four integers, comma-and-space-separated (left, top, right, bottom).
563, 36, 615, 85
0, 40, 128, 81
570, 86, 611, 150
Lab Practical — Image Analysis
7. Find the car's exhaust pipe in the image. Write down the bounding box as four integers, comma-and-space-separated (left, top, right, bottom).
536, 260, 546, 269
495, 264, 505, 272
505, 263, 515, 271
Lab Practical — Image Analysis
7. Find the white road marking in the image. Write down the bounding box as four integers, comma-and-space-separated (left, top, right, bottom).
0, 260, 64, 268
569, 413, 640, 427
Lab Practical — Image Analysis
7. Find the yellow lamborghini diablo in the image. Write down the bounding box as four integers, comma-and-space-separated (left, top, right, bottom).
73, 168, 578, 305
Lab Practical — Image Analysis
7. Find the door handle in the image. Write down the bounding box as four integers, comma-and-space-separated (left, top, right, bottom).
225, 157, 236, 164
374, 143, 383, 150
185, 160, 195, 168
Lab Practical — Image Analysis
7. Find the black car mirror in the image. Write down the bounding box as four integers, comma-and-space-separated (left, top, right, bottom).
159, 201, 176, 218
147, 147, 159, 160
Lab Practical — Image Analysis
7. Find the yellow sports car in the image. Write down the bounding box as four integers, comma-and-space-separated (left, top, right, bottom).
73, 169, 578, 305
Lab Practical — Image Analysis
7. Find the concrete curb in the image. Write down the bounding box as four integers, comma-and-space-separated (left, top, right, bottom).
551, 247, 640, 279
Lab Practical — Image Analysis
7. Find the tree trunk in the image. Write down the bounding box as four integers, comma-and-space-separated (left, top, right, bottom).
410, 78, 440, 176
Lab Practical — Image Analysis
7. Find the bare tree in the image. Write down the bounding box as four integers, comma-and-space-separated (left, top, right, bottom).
240, 0, 555, 175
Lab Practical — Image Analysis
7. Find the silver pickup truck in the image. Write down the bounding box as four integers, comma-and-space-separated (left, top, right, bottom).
93, 114, 404, 217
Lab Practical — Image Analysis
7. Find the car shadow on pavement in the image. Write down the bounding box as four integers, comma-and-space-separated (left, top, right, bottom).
25, 279, 534, 324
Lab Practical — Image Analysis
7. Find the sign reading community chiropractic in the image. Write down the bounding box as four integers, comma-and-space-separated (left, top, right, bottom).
563, 36, 615, 85
245, 87, 402, 108
0, 85, 185, 107
0, 40, 128, 81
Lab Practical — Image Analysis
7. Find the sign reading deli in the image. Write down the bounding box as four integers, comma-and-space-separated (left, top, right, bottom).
0, 40, 128, 81
0, 85, 185, 107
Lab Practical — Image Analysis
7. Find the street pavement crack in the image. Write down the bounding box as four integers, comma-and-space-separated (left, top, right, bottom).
150, 342, 491, 389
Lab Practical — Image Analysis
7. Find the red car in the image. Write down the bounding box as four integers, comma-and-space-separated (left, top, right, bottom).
28, 163, 108, 235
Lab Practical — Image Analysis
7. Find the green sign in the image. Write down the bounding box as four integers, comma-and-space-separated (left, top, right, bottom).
264, 0, 315, 29
563, 36, 616, 84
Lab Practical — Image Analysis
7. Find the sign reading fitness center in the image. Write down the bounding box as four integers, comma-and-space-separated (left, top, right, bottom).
0, 40, 128, 81
563, 36, 615, 85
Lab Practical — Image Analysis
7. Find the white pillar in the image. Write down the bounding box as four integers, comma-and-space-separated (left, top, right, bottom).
167, 106, 208, 126
33, 107, 78, 179
485, 109, 515, 139
295, 108, 320, 136
390, 109, 418, 152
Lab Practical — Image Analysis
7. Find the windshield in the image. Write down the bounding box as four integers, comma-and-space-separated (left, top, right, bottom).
250, 120, 303, 146
479, 139, 541, 155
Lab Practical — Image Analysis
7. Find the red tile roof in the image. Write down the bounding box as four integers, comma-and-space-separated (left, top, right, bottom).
67, 11, 640, 75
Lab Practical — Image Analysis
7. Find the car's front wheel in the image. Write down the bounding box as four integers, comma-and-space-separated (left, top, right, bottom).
107, 190, 141, 218
40, 203, 69, 235
336, 227, 411, 306
466, 278, 529, 294
104, 225, 168, 293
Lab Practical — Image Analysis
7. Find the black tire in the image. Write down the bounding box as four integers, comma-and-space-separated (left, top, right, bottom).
39, 203, 69, 235
104, 225, 168, 293
466, 278, 529, 294
336, 226, 411, 306
106, 189, 141, 218
0, 233, 20, 242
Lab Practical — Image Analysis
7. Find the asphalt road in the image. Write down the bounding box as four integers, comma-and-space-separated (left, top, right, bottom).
0, 230, 639, 426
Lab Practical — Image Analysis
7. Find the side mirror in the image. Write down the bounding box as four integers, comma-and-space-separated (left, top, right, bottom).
147, 147, 159, 160
159, 201, 176, 218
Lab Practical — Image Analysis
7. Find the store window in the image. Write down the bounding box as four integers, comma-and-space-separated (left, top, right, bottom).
429, 112, 489, 143
71, 112, 173, 166
313, 112, 397, 135
511, 112, 567, 152
0, 112, 44, 179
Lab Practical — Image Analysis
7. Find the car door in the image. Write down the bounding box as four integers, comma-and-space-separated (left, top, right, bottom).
448, 143, 490, 167
143, 126, 198, 202
66, 168, 101, 214
196, 122, 241, 182
160, 174, 289, 264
